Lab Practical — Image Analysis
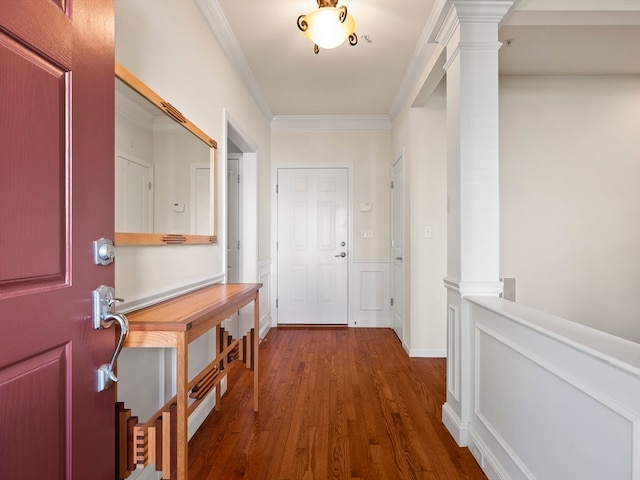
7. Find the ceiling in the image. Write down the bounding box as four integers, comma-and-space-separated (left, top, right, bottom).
196, 0, 640, 120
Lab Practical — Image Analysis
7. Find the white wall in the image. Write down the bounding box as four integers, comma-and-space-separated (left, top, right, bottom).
114, 3, 271, 475
271, 130, 392, 260
500, 75, 640, 342
271, 130, 392, 328
393, 74, 640, 346
391, 81, 449, 356
115, 0, 271, 304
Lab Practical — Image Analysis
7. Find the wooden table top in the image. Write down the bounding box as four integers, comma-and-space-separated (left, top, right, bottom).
125, 283, 262, 333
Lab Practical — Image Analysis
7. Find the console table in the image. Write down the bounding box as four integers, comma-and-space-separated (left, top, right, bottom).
117, 283, 262, 480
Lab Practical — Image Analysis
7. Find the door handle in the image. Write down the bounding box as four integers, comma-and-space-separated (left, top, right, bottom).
93, 285, 129, 392
96, 312, 129, 392
335, 252, 346, 258
395, 256, 403, 261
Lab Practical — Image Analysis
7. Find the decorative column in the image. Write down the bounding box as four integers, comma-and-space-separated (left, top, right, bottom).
437, 0, 513, 446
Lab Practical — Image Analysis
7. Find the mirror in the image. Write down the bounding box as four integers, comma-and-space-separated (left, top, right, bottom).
114, 62, 217, 245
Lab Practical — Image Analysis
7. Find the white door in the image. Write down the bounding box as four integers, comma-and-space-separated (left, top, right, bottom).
391, 155, 404, 341
226, 156, 240, 283
191, 163, 210, 234
115, 152, 153, 233
277, 167, 349, 325
225, 155, 240, 338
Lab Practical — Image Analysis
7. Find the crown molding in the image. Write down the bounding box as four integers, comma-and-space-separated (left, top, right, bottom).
195, 0, 273, 122
388, 0, 449, 121
271, 115, 391, 132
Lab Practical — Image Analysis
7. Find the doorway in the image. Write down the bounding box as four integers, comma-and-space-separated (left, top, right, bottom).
224, 111, 258, 337
276, 167, 349, 325
391, 153, 405, 341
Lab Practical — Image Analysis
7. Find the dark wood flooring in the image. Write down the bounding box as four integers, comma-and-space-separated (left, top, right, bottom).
188, 327, 487, 480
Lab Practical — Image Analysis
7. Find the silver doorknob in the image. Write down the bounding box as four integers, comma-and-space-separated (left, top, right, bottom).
335, 252, 346, 258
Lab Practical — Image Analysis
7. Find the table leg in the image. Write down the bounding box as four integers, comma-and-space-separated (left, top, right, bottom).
253, 293, 259, 412
215, 324, 222, 412
177, 334, 188, 479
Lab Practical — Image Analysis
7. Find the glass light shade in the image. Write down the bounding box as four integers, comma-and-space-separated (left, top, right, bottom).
301, 7, 356, 49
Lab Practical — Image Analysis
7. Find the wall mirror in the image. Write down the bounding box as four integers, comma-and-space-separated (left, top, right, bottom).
114, 62, 217, 245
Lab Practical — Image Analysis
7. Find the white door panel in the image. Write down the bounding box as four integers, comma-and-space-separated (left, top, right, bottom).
277, 168, 348, 324
391, 156, 404, 341
115, 152, 153, 233
191, 163, 210, 235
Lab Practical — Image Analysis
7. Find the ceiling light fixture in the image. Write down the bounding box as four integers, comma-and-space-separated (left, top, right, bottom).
297, 0, 357, 54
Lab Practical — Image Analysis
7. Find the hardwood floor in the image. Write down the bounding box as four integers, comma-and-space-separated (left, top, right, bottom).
188, 327, 487, 480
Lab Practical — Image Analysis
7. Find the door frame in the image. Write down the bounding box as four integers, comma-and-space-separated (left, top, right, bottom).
223, 109, 258, 337
271, 163, 353, 327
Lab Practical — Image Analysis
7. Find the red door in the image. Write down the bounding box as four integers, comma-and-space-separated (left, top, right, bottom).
0, 0, 115, 478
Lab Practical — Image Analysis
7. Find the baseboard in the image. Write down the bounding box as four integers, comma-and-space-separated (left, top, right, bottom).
408, 348, 446, 358
259, 317, 271, 340
442, 402, 469, 447
276, 324, 348, 329
187, 374, 228, 439
468, 430, 508, 480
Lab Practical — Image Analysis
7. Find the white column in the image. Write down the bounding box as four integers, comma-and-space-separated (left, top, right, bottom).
438, 0, 513, 446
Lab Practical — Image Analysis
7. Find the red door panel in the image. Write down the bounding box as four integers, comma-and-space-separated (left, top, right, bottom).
0, 32, 66, 290
0, 0, 115, 478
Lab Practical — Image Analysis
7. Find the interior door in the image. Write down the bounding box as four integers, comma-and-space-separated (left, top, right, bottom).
277, 167, 349, 325
0, 0, 116, 478
116, 152, 153, 233
191, 163, 210, 234
226, 155, 240, 338
391, 155, 404, 341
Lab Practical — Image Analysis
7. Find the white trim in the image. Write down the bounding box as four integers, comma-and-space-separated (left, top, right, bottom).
447, 304, 460, 399
119, 274, 225, 313
187, 379, 226, 439
516, 0, 640, 11
194, 0, 273, 121
351, 259, 391, 329
389, 0, 449, 120
468, 431, 509, 480
271, 115, 391, 132
444, 277, 503, 297
442, 401, 470, 447
407, 348, 447, 358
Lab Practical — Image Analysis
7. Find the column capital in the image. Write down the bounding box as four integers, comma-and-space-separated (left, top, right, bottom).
453, 0, 515, 22
436, 0, 515, 46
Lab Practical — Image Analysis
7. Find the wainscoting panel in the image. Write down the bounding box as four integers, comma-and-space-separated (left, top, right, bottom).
351, 259, 390, 327
258, 259, 272, 338
466, 297, 640, 480
447, 304, 460, 401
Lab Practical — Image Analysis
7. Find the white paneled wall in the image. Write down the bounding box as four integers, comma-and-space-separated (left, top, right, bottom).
257, 259, 272, 338
443, 296, 640, 480
350, 259, 391, 328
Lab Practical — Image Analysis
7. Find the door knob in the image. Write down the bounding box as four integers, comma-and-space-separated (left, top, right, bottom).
335, 252, 346, 258
93, 238, 115, 266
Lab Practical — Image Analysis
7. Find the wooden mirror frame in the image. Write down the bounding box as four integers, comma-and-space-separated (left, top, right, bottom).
114, 63, 217, 246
